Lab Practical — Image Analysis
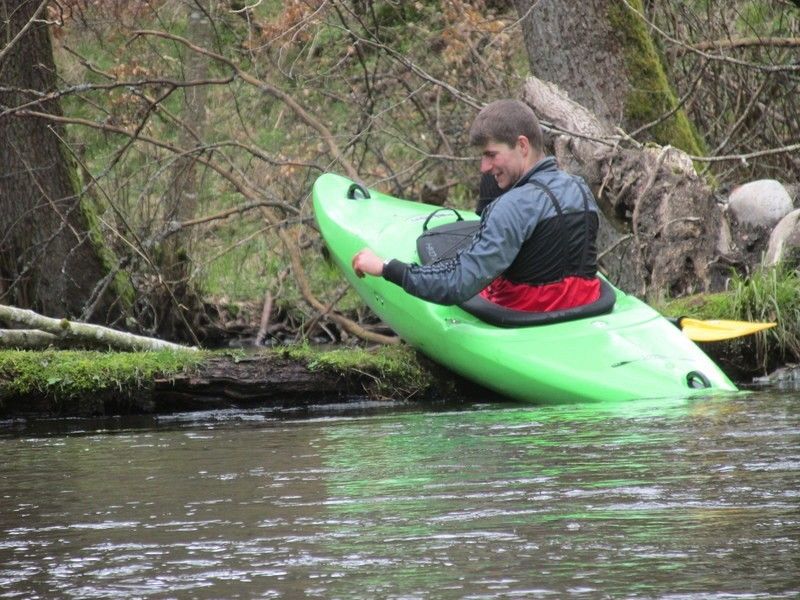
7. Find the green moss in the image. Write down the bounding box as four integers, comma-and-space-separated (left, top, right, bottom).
280, 343, 436, 397
54, 111, 135, 312
0, 349, 205, 400
78, 194, 136, 309
607, 1, 706, 156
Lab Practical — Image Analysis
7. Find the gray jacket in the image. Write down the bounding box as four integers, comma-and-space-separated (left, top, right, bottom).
382, 156, 599, 305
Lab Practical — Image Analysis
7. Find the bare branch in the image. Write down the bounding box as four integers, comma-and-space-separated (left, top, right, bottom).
0, 75, 236, 119
175, 199, 299, 231
689, 142, 800, 164
258, 208, 399, 345
130, 28, 360, 181
0, 0, 49, 63
0, 304, 196, 351
687, 37, 800, 52
621, 0, 800, 72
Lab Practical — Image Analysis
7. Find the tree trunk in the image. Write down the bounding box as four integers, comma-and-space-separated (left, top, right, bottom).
513, 0, 705, 156
0, 0, 129, 323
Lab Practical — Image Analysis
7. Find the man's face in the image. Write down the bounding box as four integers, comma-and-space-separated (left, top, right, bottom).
479, 138, 527, 190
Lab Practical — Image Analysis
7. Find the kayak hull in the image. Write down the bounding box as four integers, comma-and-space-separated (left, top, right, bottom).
312, 173, 738, 404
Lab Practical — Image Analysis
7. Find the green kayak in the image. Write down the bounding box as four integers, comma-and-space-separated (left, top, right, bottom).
312, 173, 738, 404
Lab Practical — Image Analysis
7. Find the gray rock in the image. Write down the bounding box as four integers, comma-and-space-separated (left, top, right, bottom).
764, 208, 800, 267
728, 179, 793, 228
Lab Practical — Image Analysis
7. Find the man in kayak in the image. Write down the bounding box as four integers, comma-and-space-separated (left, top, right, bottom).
351, 98, 601, 312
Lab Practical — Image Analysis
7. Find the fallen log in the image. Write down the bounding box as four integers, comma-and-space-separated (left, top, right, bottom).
0, 329, 62, 349
153, 354, 374, 411
0, 347, 480, 418
0, 304, 196, 352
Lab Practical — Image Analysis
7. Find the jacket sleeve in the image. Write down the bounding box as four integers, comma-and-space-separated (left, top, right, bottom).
381, 192, 539, 305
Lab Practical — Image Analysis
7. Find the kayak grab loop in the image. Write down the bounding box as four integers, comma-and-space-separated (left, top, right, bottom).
347, 182, 370, 200
686, 370, 712, 389
422, 207, 463, 231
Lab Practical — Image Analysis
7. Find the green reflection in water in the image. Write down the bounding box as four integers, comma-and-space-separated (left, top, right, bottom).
309, 396, 749, 596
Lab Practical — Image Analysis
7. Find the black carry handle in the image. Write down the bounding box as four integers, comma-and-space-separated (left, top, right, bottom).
686, 370, 711, 389
422, 207, 464, 231
347, 182, 371, 200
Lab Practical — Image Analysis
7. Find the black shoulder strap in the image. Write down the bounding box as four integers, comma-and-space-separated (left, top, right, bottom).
528, 179, 568, 277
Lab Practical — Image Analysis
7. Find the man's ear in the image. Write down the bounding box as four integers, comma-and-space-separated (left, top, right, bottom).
516, 135, 530, 155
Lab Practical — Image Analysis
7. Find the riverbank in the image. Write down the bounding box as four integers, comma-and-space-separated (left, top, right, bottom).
2, 331, 793, 418
0, 345, 482, 418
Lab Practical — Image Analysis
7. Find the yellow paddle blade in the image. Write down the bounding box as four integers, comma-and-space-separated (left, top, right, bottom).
679, 317, 777, 342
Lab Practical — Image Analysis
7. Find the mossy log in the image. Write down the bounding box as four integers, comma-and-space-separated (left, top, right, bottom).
0, 354, 360, 417
153, 355, 387, 411
0, 346, 474, 418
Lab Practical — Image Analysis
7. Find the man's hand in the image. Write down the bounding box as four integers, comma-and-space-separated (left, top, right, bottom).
352, 248, 385, 278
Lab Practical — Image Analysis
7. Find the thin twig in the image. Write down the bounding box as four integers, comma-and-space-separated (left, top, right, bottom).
620, 0, 800, 72
130, 28, 360, 181
689, 142, 800, 163
686, 37, 800, 52
0, 0, 49, 64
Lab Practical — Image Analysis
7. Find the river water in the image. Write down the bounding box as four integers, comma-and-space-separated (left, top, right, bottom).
1, 390, 798, 599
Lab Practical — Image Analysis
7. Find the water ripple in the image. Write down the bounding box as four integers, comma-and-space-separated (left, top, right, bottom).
1, 392, 798, 599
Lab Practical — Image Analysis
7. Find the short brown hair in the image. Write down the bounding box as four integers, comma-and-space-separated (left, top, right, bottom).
469, 99, 544, 152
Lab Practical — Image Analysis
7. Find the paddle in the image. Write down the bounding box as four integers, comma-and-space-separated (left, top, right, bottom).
671, 316, 777, 342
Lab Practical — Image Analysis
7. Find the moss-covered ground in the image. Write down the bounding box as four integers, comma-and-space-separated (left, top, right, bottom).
0, 344, 449, 417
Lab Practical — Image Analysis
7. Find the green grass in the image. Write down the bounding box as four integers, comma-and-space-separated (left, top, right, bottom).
728, 265, 800, 366
0, 348, 206, 400
661, 264, 800, 368
280, 343, 439, 399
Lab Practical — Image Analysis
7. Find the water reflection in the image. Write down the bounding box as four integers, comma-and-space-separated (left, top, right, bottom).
1, 392, 798, 598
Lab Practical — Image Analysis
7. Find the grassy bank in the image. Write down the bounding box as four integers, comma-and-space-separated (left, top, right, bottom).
661, 265, 800, 374
0, 344, 448, 418
0, 348, 205, 416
